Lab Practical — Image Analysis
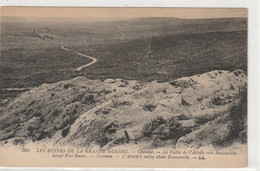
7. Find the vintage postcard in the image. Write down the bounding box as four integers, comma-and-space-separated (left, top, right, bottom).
0, 7, 247, 168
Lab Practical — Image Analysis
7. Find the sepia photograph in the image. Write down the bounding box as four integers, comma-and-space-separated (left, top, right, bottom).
0, 7, 248, 167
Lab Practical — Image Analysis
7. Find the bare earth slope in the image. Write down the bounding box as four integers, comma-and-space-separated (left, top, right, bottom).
0, 70, 247, 149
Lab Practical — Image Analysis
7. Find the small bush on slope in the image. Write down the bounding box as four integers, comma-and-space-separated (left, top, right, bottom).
212, 85, 247, 147
142, 117, 167, 136
229, 85, 247, 143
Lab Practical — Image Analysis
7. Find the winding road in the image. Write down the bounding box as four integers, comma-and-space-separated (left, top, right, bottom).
61, 32, 125, 71
61, 46, 97, 71
2, 47, 96, 92
120, 32, 125, 39
61, 46, 71, 52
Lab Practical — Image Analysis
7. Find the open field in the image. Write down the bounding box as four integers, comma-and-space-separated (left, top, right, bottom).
72, 30, 247, 82
0, 17, 247, 102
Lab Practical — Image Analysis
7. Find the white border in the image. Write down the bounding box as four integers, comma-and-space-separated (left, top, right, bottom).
0, 0, 255, 7
0, 0, 259, 170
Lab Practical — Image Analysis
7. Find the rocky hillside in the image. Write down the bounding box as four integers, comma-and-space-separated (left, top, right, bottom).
0, 70, 247, 149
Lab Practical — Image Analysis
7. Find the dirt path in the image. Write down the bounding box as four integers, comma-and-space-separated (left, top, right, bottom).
1, 47, 97, 91
120, 32, 125, 39
61, 46, 97, 71
61, 46, 71, 51
1, 88, 32, 91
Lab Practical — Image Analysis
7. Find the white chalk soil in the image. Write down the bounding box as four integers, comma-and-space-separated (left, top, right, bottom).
0, 70, 247, 149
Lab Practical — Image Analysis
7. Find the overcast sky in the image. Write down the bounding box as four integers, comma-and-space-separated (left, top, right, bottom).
1, 7, 247, 20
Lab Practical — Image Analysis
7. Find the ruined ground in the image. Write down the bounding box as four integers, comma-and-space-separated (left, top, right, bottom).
0, 69, 247, 149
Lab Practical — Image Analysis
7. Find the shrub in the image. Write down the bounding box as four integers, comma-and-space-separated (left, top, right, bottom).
51, 109, 59, 116
58, 116, 76, 130
81, 94, 95, 104
64, 84, 71, 89
143, 104, 157, 112
229, 86, 247, 140
167, 118, 189, 139
212, 86, 247, 147
181, 98, 190, 106
61, 126, 70, 137
36, 131, 49, 141
27, 125, 34, 132
211, 96, 223, 105
177, 114, 190, 120
239, 128, 247, 144
96, 132, 109, 147
13, 138, 25, 146
142, 116, 166, 136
